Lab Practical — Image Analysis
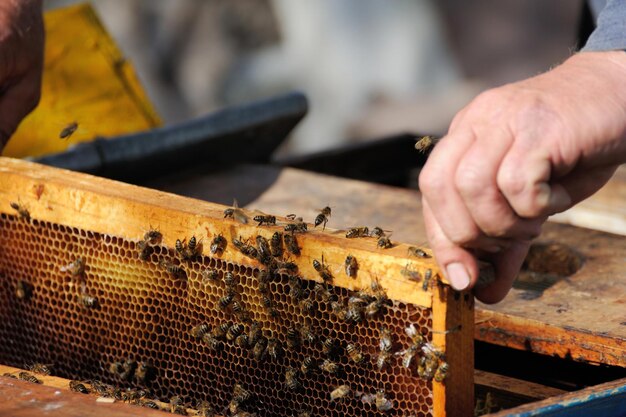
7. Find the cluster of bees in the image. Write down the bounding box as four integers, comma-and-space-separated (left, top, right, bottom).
5, 199, 446, 416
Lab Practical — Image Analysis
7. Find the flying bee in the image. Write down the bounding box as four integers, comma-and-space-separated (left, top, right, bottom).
286, 327, 300, 348
319, 359, 341, 375
226, 324, 244, 341
60, 257, 85, 277
10, 201, 30, 221
223, 200, 248, 224
255, 235, 272, 265
158, 259, 185, 279
346, 344, 366, 365
269, 232, 283, 257
313, 255, 332, 282
330, 385, 352, 401
284, 221, 308, 234
202, 332, 223, 351
375, 389, 394, 412
344, 255, 358, 278
15, 280, 32, 300
314, 206, 331, 230
400, 263, 422, 282
408, 246, 431, 258
284, 367, 301, 391
299, 324, 316, 344
201, 269, 219, 283
210, 234, 227, 255
346, 227, 369, 238
377, 236, 393, 249
254, 214, 276, 226
252, 337, 268, 360
69, 380, 90, 394
434, 361, 449, 382
18, 372, 41, 384
218, 294, 234, 311
300, 356, 316, 376
423, 269, 433, 291
190, 323, 210, 339
267, 337, 283, 360
414, 135, 438, 153
283, 233, 300, 256
59, 121, 78, 139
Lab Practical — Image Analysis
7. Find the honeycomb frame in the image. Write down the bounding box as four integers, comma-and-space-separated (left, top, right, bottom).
0, 157, 473, 417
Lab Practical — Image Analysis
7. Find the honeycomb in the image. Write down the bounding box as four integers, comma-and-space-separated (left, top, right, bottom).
0, 212, 443, 416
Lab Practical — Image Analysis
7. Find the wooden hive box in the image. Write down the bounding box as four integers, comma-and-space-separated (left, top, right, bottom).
0, 157, 473, 417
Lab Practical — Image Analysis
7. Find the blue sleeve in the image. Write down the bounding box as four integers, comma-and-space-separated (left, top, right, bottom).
583, 0, 626, 51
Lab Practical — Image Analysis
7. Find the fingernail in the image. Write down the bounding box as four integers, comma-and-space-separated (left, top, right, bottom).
446, 262, 470, 291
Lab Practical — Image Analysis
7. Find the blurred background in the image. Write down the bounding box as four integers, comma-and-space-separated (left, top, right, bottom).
44, 0, 583, 156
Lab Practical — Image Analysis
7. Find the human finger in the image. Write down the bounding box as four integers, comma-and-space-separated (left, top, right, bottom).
0, 71, 41, 149
422, 198, 479, 291
420, 130, 507, 250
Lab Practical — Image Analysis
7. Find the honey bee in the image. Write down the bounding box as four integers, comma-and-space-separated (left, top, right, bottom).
218, 294, 234, 310
313, 282, 333, 302
141, 400, 161, 410
224, 200, 248, 224
398, 344, 420, 369
314, 206, 331, 230
2, 372, 16, 379
299, 324, 316, 344
267, 338, 283, 360
261, 294, 275, 313
400, 263, 422, 282
223, 272, 238, 288
288, 275, 305, 301
321, 338, 339, 357
232, 300, 251, 322
197, 401, 216, 417
379, 326, 393, 352
434, 361, 449, 382
405, 324, 425, 346
375, 389, 394, 412
276, 260, 298, 274
18, 372, 41, 384
227, 323, 244, 341
408, 246, 431, 258
344, 302, 364, 324
59, 121, 78, 139
137, 240, 153, 261
252, 337, 268, 360
232, 237, 258, 259
170, 396, 187, 415
295, 410, 312, 417
247, 321, 262, 346
79, 293, 98, 309
284, 221, 308, 234
159, 259, 185, 279
15, 280, 32, 300
254, 214, 276, 226
235, 333, 249, 348
210, 234, 227, 255
61, 257, 85, 277
269, 232, 283, 257
423, 269, 433, 291
299, 297, 315, 314
120, 359, 137, 381
27, 363, 52, 375
134, 361, 154, 384
190, 323, 210, 339
176, 236, 201, 260
344, 255, 358, 278
143, 228, 162, 245
10, 201, 30, 221
283, 233, 300, 256
69, 380, 90, 394
286, 327, 300, 348
202, 332, 223, 351
414, 135, 437, 153
300, 356, 316, 375
330, 385, 352, 401
376, 350, 392, 371
346, 344, 366, 365
313, 255, 332, 282
230, 383, 252, 413
213, 323, 231, 340
346, 227, 369, 238
284, 367, 301, 391
201, 269, 219, 283
285, 214, 301, 221
417, 354, 438, 381
377, 236, 393, 249
255, 235, 272, 265
369, 227, 387, 238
